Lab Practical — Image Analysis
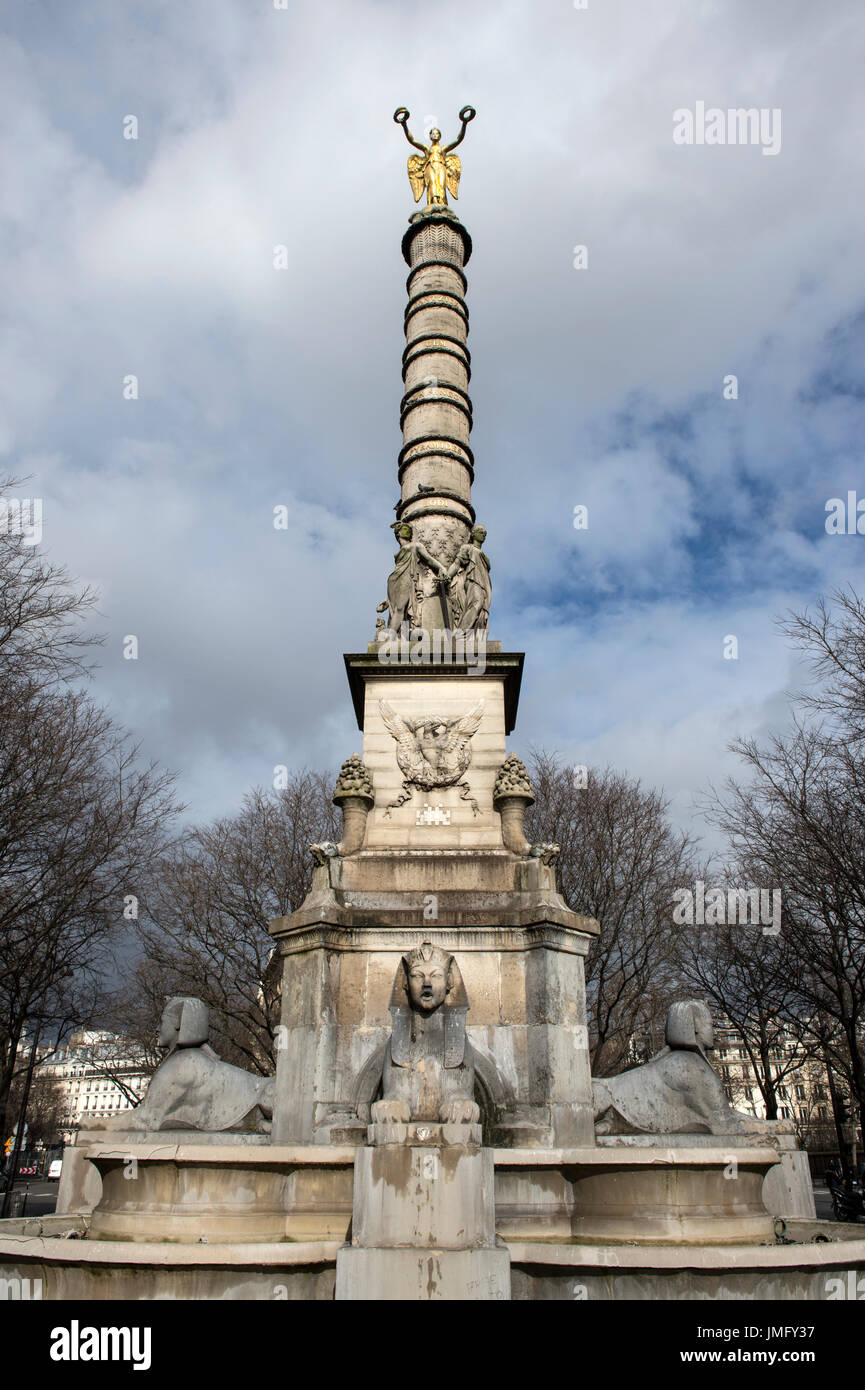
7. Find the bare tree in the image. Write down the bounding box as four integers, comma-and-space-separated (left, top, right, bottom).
9, 1073, 67, 1149
0, 684, 181, 1135
0, 476, 99, 691
0, 484, 182, 1136
699, 589, 865, 1156
525, 752, 697, 1075
138, 775, 339, 1075
675, 896, 818, 1120
782, 586, 865, 740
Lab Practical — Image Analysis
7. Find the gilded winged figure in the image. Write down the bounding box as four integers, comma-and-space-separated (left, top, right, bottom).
393, 106, 476, 207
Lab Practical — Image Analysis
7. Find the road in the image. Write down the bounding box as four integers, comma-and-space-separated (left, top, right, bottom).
1, 1177, 59, 1218
813, 1186, 834, 1220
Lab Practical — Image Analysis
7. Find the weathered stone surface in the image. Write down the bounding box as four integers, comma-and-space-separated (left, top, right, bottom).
349, 1144, 494, 1249
4, 1222, 863, 1301
335, 1246, 510, 1300
372, 944, 480, 1128
0, 1236, 340, 1300
508, 1234, 865, 1300
595, 1130, 817, 1222
55, 1141, 104, 1216
493, 1146, 777, 1245
85, 1144, 355, 1244
88, 1150, 290, 1244
368, 1121, 483, 1147
268, 923, 597, 1150
56, 1128, 269, 1217
761, 1142, 817, 1220
94, 997, 274, 1136
593, 1000, 775, 1138
334, 1129, 509, 1300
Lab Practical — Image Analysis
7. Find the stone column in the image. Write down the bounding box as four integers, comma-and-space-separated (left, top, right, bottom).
398, 209, 475, 589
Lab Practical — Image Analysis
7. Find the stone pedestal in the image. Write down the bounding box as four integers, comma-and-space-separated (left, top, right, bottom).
336, 1246, 509, 1301
335, 1140, 510, 1300
270, 902, 597, 1151
271, 646, 598, 1154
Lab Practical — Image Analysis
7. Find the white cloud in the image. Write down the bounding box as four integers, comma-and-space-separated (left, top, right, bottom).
2, 0, 864, 832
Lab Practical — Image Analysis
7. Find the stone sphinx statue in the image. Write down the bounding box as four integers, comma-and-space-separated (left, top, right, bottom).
592, 1000, 769, 1137
372, 943, 480, 1126
101, 996, 275, 1134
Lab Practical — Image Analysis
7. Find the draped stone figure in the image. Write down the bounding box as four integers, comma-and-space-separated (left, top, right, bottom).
592, 1000, 768, 1137
372, 943, 480, 1125
384, 522, 448, 633
447, 525, 491, 631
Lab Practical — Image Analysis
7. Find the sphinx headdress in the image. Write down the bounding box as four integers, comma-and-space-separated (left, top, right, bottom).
388, 942, 469, 1068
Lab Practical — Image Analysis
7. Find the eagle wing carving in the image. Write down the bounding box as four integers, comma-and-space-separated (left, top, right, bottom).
441, 700, 484, 778
379, 701, 427, 782
379, 698, 484, 789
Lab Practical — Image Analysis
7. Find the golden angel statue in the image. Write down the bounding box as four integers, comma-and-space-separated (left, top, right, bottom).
393, 106, 476, 207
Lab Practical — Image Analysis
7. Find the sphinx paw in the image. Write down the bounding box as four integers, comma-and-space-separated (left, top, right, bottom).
372, 1099, 411, 1124
440, 1098, 480, 1125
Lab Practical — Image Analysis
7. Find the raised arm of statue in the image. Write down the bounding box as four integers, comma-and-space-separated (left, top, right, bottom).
393, 107, 427, 152
446, 547, 469, 583
443, 105, 476, 153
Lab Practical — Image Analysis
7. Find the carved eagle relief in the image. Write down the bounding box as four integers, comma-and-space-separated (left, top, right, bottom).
379, 699, 484, 815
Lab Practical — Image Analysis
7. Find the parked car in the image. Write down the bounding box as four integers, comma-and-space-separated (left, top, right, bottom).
47, 1159, 63, 1180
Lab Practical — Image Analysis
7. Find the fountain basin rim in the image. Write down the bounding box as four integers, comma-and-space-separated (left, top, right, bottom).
0, 1231, 342, 1267
491, 1146, 779, 1167
84, 1143, 357, 1167
507, 1235, 865, 1268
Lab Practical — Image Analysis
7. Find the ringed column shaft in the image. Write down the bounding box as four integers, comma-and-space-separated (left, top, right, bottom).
398, 213, 474, 562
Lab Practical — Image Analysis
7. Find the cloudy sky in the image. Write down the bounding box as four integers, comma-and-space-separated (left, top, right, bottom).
3, 0, 864, 845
